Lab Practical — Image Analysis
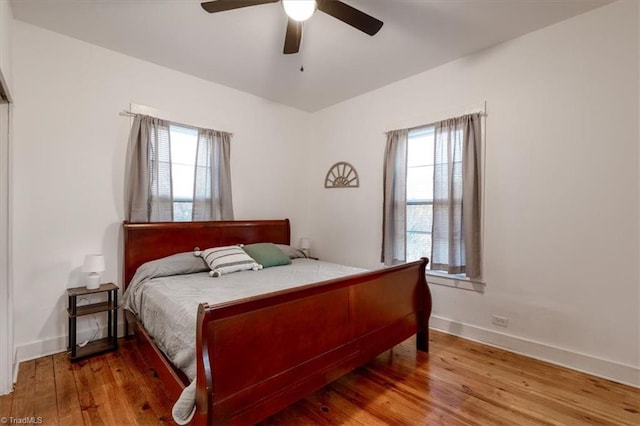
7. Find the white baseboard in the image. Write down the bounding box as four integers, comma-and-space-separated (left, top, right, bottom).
12, 348, 18, 387
15, 335, 69, 365
430, 315, 640, 388
15, 321, 126, 365
13, 317, 639, 390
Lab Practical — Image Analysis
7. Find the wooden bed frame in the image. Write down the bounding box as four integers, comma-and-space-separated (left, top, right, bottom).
123, 219, 431, 425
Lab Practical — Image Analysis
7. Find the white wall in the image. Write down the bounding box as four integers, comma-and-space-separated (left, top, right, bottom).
0, 0, 14, 395
307, 0, 639, 385
11, 21, 311, 360
637, 0, 640, 387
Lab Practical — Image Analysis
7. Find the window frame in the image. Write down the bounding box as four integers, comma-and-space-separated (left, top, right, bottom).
404, 120, 486, 290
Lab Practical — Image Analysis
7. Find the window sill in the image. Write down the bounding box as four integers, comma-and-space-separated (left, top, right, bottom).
426, 271, 486, 293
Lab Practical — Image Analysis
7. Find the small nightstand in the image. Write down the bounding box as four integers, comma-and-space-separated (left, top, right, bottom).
67, 283, 118, 361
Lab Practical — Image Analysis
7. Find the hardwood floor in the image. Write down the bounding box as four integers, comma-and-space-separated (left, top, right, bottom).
1, 330, 638, 425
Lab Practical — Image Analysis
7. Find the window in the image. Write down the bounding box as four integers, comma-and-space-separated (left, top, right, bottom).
382, 113, 482, 279
406, 125, 466, 270
169, 125, 198, 221
125, 113, 233, 223
406, 126, 435, 265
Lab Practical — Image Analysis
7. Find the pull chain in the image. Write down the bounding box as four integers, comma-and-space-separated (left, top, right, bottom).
300, 21, 305, 72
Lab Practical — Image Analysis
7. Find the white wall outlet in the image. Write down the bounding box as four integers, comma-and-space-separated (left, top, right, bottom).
492, 315, 509, 327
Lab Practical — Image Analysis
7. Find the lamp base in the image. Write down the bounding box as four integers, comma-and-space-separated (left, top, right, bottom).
86, 274, 101, 290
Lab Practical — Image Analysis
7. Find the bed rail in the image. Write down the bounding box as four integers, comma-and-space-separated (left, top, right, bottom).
194, 258, 430, 425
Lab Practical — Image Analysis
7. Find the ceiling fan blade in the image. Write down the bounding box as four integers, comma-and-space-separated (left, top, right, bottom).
283, 18, 302, 54
317, 0, 383, 36
201, 0, 279, 14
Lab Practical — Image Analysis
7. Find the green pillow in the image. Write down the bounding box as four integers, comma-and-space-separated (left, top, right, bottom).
242, 243, 292, 268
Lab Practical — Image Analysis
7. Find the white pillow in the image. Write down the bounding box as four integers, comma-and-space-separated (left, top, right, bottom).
275, 244, 309, 259
201, 245, 262, 277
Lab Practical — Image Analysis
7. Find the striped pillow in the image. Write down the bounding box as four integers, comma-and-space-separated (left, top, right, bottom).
201, 245, 262, 277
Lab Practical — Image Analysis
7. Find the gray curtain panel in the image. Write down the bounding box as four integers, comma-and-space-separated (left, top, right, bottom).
192, 129, 234, 221
125, 114, 174, 222
381, 129, 409, 266
431, 113, 482, 278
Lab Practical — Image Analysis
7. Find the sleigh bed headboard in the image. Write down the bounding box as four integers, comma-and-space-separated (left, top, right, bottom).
123, 219, 291, 288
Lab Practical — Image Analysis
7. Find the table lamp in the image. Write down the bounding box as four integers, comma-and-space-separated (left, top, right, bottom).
82, 254, 105, 290
299, 238, 312, 258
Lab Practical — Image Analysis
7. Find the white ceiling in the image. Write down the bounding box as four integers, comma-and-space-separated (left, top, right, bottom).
10, 0, 614, 112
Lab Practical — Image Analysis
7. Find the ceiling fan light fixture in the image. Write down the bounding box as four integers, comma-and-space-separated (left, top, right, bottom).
282, 0, 316, 22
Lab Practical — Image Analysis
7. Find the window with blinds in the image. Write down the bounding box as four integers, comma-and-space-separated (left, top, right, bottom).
169, 125, 198, 221
384, 112, 482, 278
406, 126, 435, 264
407, 124, 467, 272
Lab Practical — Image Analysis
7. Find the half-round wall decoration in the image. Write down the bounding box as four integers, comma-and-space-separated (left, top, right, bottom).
324, 162, 360, 188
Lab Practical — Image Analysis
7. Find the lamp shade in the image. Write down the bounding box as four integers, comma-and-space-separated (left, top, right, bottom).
299, 238, 312, 250
282, 0, 316, 22
82, 254, 105, 273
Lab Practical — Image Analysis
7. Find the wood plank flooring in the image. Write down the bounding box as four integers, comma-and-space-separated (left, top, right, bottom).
1, 330, 638, 425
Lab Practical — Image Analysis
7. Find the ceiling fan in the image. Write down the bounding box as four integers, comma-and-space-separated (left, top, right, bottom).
200, 0, 383, 54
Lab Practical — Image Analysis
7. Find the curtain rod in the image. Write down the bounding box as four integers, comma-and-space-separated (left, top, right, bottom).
384, 110, 487, 135
119, 110, 233, 136
413, 110, 488, 129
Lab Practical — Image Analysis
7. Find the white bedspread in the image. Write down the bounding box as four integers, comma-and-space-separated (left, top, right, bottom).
122, 258, 366, 424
